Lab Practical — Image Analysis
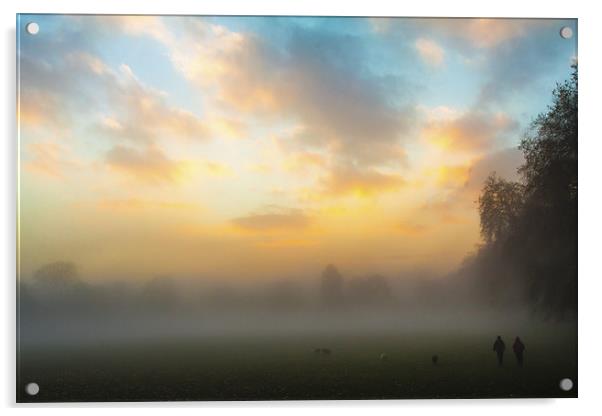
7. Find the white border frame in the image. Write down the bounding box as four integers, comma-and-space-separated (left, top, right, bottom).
3, 1, 600, 414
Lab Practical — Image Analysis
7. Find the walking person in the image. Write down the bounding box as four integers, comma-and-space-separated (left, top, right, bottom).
513, 337, 525, 367
493, 336, 506, 366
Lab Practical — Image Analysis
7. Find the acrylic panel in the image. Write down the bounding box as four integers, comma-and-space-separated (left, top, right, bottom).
17, 15, 578, 402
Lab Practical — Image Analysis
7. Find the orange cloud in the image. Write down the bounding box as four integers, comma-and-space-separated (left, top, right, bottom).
255, 238, 318, 249
373, 18, 544, 49
428, 164, 472, 188
23, 142, 81, 179
416, 147, 523, 229
320, 165, 405, 198
18, 91, 67, 130
96, 64, 210, 144
105, 145, 189, 184
96, 198, 200, 212
232, 207, 310, 231
164, 21, 411, 167
168, 22, 273, 113
460, 19, 534, 49
423, 111, 517, 152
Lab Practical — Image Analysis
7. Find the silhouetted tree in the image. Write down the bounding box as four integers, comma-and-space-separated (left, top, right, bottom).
515, 65, 578, 316
520, 66, 577, 204
25, 261, 101, 313
320, 264, 344, 307
478, 174, 524, 244
32, 261, 81, 288
30, 261, 89, 300
472, 66, 577, 318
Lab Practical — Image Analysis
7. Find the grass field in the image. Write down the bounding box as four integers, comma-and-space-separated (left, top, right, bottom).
17, 323, 577, 402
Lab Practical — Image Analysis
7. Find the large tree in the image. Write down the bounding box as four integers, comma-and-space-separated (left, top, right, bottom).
478, 173, 524, 245
516, 66, 578, 317
473, 66, 577, 318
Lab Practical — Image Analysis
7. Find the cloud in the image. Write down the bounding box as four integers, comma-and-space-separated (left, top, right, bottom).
23, 142, 81, 179
368, 18, 393, 34
232, 207, 310, 231
18, 90, 69, 130
19, 20, 210, 150
18, 52, 86, 131
20, 16, 411, 186
101, 15, 174, 45
462, 19, 533, 48
420, 146, 524, 222
428, 19, 536, 49
18, 15, 414, 205
161, 20, 414, 167
320, 164, 405, 197
105, 145, 188, 183
255, 238, 318, 249
400, 19, 574, 107
373, 18, 545, 49
423, 110, 518, 152
475, 22, 574, 105
415, 38, 445, 67
427, 164, 472, 188
463, 147, 524, 191
94, 64, 210, 144
19, 24, 214, 189
168, 20, 271, 112
97, 198, 200, 211
368, 18, 574, 107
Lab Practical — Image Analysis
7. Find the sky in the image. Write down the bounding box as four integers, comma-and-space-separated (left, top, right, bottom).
17, 15, 577, 282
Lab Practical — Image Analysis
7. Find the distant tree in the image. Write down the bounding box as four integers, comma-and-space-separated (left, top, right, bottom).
478, 173, 524, 244
33, 261, 81, 287
320, 264, 344, 306
27, 261, 97, 310
31, 261, 88, 299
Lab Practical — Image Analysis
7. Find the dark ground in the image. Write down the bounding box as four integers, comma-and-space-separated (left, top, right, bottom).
17, 325, 577, 402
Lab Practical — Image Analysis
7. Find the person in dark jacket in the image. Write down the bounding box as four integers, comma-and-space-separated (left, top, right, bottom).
513, 337, 525, 367
493, 336, 506, 366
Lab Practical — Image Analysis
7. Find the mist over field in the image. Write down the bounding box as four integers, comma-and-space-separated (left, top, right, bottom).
17, 261, 577, 402
18, 261, 557, 349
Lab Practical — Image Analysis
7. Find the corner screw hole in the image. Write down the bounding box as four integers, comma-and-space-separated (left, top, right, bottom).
25, 382, 39, 396
560, 26, 573, 39
559, 378, 573, 391
26, 22, 39, 35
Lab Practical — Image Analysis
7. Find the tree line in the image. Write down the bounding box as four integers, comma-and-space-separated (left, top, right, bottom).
471, 66, 577, 319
